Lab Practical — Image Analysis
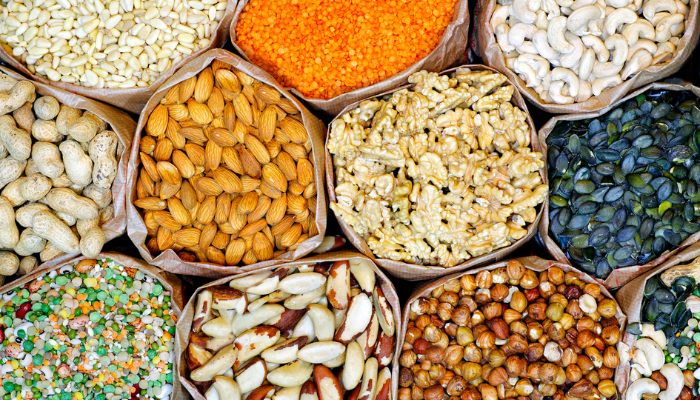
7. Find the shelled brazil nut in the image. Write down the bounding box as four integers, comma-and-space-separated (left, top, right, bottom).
0, 255, 180, 400
398, 260, 625, 400
327, 67, 547, 270
182, 255, 398, 400
546, 89, 700, 280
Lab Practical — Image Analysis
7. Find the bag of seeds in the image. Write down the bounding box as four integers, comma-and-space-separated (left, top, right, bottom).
0, 252, 186, 400
0, 67, 136, 278
126, 48, 327, 278
228, 0, 471, 116
539, 82, 700, 289
616, 241, 700, 400
174, 250, 401, 400
0, 0, 237, 114
396, 256, 631, 400
326, 65, 548, 281
476, 0, 700, 113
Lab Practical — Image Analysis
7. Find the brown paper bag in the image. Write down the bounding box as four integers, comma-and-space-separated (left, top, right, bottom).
0, 66, 136, 270
0, 0, 237, 114
396, 256, 631, 400
228, 0, 470, 116
174, 250, 402, 400
325, 64, 547, 281
538, 81, 700, 289
0, 251, 187, 400
476, 0, 700, 113
126, 48, 327, 278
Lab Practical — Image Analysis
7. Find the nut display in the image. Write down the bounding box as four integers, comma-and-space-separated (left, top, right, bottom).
134, 61, 319, 266
398, 261, 622, 400
0, 256, 178, 400
0, 0, 228, 89
0, 71, 119, 279
235, 0, 459, 99
184, 258, 396, 400
327, 68, 547, 267
547, 89, 700, 279
490, 0, 690, 104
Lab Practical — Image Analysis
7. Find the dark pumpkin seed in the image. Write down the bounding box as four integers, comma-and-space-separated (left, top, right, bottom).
569, 214, 591, 230
651, 103, 672, 119
596, 149, 621, 162
574, 180, 595, 194
616, 226, 637, 242
590, 226, 610, 247
604, 186, 624, 202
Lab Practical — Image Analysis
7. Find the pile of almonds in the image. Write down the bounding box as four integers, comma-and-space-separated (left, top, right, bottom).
398, 261, 623, 400
184, 258, 397, 400
134, 60, 318, 266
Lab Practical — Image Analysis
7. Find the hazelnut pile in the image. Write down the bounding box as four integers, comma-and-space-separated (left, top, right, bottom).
398, 261, 622, 400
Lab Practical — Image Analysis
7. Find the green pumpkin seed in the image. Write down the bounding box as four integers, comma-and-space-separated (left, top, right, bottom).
574, 180, 595, 194
627, 174, 646, 188
571, 234, 590, 249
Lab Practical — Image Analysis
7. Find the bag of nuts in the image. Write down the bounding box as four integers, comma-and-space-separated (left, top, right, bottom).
0, 0, 237, 114
477, 0, 700, 113
228, 0, 471, 116
0, 66, 136, 282
326, 65, 548, 281
397, 256, 631, 400
126, 48, 327, 278
539, 82, 700, 289
174, 250, 401, 400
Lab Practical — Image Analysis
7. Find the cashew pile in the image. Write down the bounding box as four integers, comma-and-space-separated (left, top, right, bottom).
0, 72, 119, 281
0, 0, 227, 89
491, 0, 690, 104
626, 327, 685, 400
328, 69, 547, 267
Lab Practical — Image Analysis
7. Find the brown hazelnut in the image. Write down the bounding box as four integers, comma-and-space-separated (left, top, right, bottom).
545, 303, 565, 322
584, 347, 603, 367
566, 300, 584, 319
565, 328, 578, 346
527, 362, 543, 380
461, 362, 483, 381
568, 379, 594, 398
400, 350, 418, 368
431, 315, 446, 329
399, 388, 411, 400
482, 303, 503, 320
510, 321, 527, 337
505, 355, 526, 376
559, 313, 574, 330
508, 260, 526, 281
460, 387, 481, 400
520, 270, 539, 290
460, 296, 477, 312
600, 317, 619, 328
564, 272, 581, 285
524, 288, 541, 302
487, 319, 509, 340
679, 387, 693, 400
414, 370, 432, 388
576, 330, 596, 349
510, 291, 528, 313
424, 324, 441, 343
476, 271, 493, 289
593, 336, 606, 352
538, 363, 559, 384
490, 284, 509, 303
576, 355, 595, 374
475, 289, 492, 305
412, 385, 424, 400
564, 285, 583, 300
400, 368, 415, 387
597, 298, 617, 319
464, 343, 483, 363
547, 322, 566, 341
444, 278, 461, 293
527, 322, 544, 341
445, 345, 464, 367
492, 267, 508, 284
582, 283, 601, 299
456, 326, 474, 346
515, 379, 534, 396
451, 306, 470, 326
481, 364, 493, 382
549, 293, 569, 307
561, 348, 578, 367
528, 302, 547, 321
488, 348, 506, 368
460, 275, 477, 292
487, 367, 508, 386
439, 291, 460, 307
432, 286, 445, 299
471, 310, 485, 327
406, 327, 423, 344
446, 376, 467, 396
566, 364, 582, 383
684, 369, 694, 387
585, 370, 600, 385
539, 281, 557, 299
525, 343, 544, 362
503, 309, 522, 325
540, 384, 557, 397
478, 383, 498, 400
437, 302, 454, 322
548, 267, 565, 285
597, 380, 615, 397
439, 370, 454, 387
425, 345, 446, 364
507, 333, 528, 354
416, 315, 432, 330
600, 325, 620, 346
476, 330, 496, 349
429, 364, 446, 382
414, 338, 429, 354
603, 346, 619, 368
445, 322, 458, 337
424, 384, 444, 400
598, 367, 614, 380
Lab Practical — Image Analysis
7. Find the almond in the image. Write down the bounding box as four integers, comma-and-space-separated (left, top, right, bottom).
271, 215, 295, 237
210, 116, 224, 128
205, 140, 222, 171
134, 197, 166, 210
239, 219, 267, 238
233, 93, 253, 126
215, 193, 232, 225
241, 176, 261, 193
225, 238, 246, 265
179, 76, 197, 103
266, 194, 287, 226
260, 180, 283, 199
185, 143, 206, 166
156, 161, 182, 186
222, 147, 244, 175
252, 231, 274, 261
262, 164, 287, 192
242, 249, 258, 265
280, 116, 309, 144
212, 168, 243, 194
304, 183, 317, 199
297, 158, 314, 186
162, 86, 179, 105
188, 99, 213, 125
168, 104, 190, 121
255, 84, 281, 105
157, 226, 174, 251
211, 60, 231, 75
229, 197, 247, 231
258, 106, 277, 142
237, 192, 259, 215
144, 211, 158, 234
195, 67, 214, 103
161, 182, 181, 202
172, 150, 196, 179
154, 138, 174, 161
146, 104, 168, 136
210, 127, 237, 147
140, 152, 160, 182
153, 210, 182, 231
239, 147, 262, 178
216, 69, 241, 93
140, 136, 156, 154
276, 127, 290, 144
168, 197, 191, 225
173, 227, 201, 248
136, 179, 149, 199
283, 143, 308, 160
195, 177, 223, 196
139, 170, 155, 195
224, 102, 236, 132
166, 123, 186, 149
180, 181, 197, 210
197, 196, 217, 224
266, 139, 281, 159
278, 98, 298, 114
288, 180, 306, 197
206, 246, 226, 265
244, 134, 270, 164
280, 223, 302, 248
248, 195, 271, 223
207, 86, 225, 116
199, 221, 218, 251
180, 127, 207, 143
212, 231, 230, 249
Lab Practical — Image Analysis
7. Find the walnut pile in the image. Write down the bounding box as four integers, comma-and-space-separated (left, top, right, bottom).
327, 69, 548, 267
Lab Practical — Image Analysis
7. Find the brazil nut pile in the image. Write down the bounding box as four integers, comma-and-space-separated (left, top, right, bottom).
398, 261, 622, 400
186, 259, 396, 400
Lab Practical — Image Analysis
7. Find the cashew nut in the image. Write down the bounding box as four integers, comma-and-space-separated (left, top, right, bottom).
655, 13, 684, 41
567, 6, 603, 34
606, 0, 632, 7
513, 0, 542, 24
576, 80, 593, 102
517, 53, 551, 78
549, 81, 574, 104
635, 338, 665, 372
496, 24, 517, 52
535, 10, 549, 29
592, 34, 628, 77
572, 0, 597, 9
547, 16, 574, 53
579, 48, 597, 80
626, 378, 660, 400
654, 40, 676, 56
592, 74, 622, 95
658, 363, 683, 400
628, 39, 658, 60
623, 19, 656, 44
560, 32, 584, 68
603, 7, 638, 36
514, 60, 541, 89
532, 30, 561, 62
549, 67, 580, 104
622, 49, 653, 79
491, 5, 512, 30
509, 23, 539, 53
643, 0, 678, 20
542, 0, 562, 14
582, 35, 610, 61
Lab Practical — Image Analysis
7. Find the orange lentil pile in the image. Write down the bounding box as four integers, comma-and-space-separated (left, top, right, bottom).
236, 0, 459, 99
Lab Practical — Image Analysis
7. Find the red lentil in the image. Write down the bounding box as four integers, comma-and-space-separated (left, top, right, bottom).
236, 0, 459, 99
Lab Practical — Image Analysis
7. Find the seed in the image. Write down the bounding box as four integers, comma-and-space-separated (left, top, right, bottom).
589, 226, 610, 247
616, 226, 637, 242
571, 234, 590, 249
651, 103, 672, 119
568, 214, 591, 230
574, 180, 595, 194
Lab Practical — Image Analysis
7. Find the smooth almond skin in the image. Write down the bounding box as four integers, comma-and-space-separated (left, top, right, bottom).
313, 365, 343, 400
307, 304, 336, 342
234, 326, 281, 365
261, 336, 308, 365
279, 272, 327, 295
235, 358, 267, 394
349, 259, 375, 293
373, 286, 395, 337
231, 304, 285, 336
334, 293, 374, 344
342, 342, 365, 390
298, 341, 346, 364
327, 260, 351, 310
267, 360, 314, 387
190, 344, 238, 382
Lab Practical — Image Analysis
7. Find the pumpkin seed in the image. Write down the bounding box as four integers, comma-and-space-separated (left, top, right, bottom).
574, 180, 595, 194
616, 226, 637, 242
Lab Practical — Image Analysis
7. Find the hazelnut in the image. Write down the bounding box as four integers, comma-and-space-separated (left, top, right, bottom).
564, 285, 583, 300
503, 309, 522, 325
476, 330, 496, 349
425, 345, 446, 364
439, 370, 454, 388
515, 379, 534, 396
585, 369, 600, 385
525, 342, 544, 362
602, 346, 619, 368
461, 362, 483, 381
416, 315, 432, 330
524, 288, 541, 302
507, 333, 528, 353
568, 379, 594, 398
431, 315, 446, 329
528, 302, 547, 321
576, 355, 595, 374
545, 303, 564, 322
597, 298, 617, 319
444, 278, 461, 293
578, 294, 597, 314
488, 348, 506, 368
684, 369, 694, 387
576, 317, 595, 332
400, 350, 418, 368
510, 291, 528, 313
582, 283, 601, 299
491, 268, 508, 284
538, 363, 559, 384
593, 336, 606, 352
510, 321, 527, 337
424, 384, 444, 400
598, 367, 614, 380
476, 271, 493, 289
507, 260, 526, 281
414, 338, 429, 354
527, 322, 544, 341
445, 345, 464, 367
540, 384, 557, 397
406, 327, 423, 344
481, 364, 493, 382
471, 310, 485, 327
564, 272, 581, 285
460, 387, 481, 400
438, 302, 454, 321
464, 343, 483, 363
527, 362, 543, 380
399, 388, 411, 400
561, 348, 578, 367
566, 364, 582, 383
505, 355, 526, 376
456, 326, 475, 346
566, 300, 584, 319
600, 317, 619, 328
478, 383, 498, 400
411, 386, 424, 400
400, 368, 415, 387
547, 322, 566, 341
600, 325, 620, 346
475, 289, 492, 304
539, 281, 557, 299
439, 291, 460, 307
460, 275, 477, 292
548, 267, 565, 285
559, 313, 574, 330
451, 306, 470, 326
487, 367, 508, 386
482, 303, 503, 320
425, 324, 442, 343
490, 284, 509, 303
576, 330, 596, 349
445, 322, 458, 337
429, 364, 447, 382
432, 286, 445, 299
487, 319, 509, 340
520, 270, 539, 289
543, 342, 563, 362
446, 376, 467, 396
549, 293, 568, 308
414, 370, 432, 388
679, 387, 692, 400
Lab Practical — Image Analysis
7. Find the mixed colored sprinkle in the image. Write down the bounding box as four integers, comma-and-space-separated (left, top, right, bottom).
0, 258, 176, 400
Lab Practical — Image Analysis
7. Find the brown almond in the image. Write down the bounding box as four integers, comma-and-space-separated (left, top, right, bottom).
194, 67, 214, 103
266, 194, 287, 226
166, 123, 186, 149
205, 140, 222, 171
185, 143, 206, 166
216, 69, 241, 93
229, 197, 247, 231
308, 214, 319, 236
304, 183, 317, 199
144, 211, 158, 234
280, 116, 308, 144
278, 98, 298, 114
233, 93, 253, 126
262, 164, 287, 192
287, 193, 307, 215
260, 180, 282, 199
289, 234, 308, 251
162, 86, 179, 105
211, 60, 231, 74
208, 87, 225, 117
139, 170, 155, 195
199, 221, 218, 252
190, 176, 206, 202
157, 226, 174, 251
241, 176, 261, 193
159, 181, 180, 200
210, 116, 224, 128
180, 127, 207, 143
271, 215, 295, 237
172, 150, 196, 179
244, 134, 271, 165
253, 232, 273, 261
266, 139, 281, 159
248, 195, 271, 224
156, 161, 182, 186
134, 197, 166, 211
168, 104, 189, 121
179, 76, 197, 103
153, 210, 182, 231
225, 238, 246, 265
224, 102, 236, 132
239, 147, 262, 178
219, 222, 236, 235
212, 231, 230, 249
188, 99, 213, 125
232, 119, 247, 143
288, 180, 305, 196
237, 192, 259, 215
195, 177, 223, 196
206, 246, 226, 265
197, 196, 217, 224
172, 228, 200, 248
262, 225, 274, 244
180, 181, 197, 210
168, 198, 191, 226
140, 136, 156, 154
210, 127, 237, 147
215, 193, 232, 225
154, 138, 174, 161
255, 84, 281, 105
242, 249, 257, 265
249, 96, 260, 126
258, 106, 277, 142
222, 147, 244, 175
283, 143, 308, 160
239, 219, 267, 238
140, 152, 160, 182
297, 158, 314, 186
146, 237, 159, 253
146, 104, 168, 137
280, 223, 302, 248
275, 127, 290, 144
136, 178, 149, 199
212, 168, 243, 194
